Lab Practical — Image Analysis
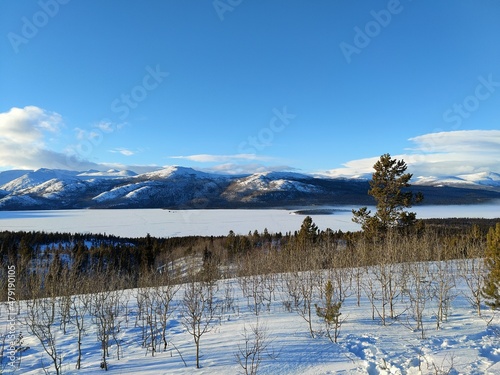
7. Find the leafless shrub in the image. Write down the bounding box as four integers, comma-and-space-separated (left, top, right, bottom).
235, 319, 278, 375
181, 276, 219, 368
284, 270, 319, 338
90, 284, 123, 371
70, 291, 92, 370
25, 296, 62, 375
404, 262, 431, 339
429, 261, 457, 330
458, 256, 486, 316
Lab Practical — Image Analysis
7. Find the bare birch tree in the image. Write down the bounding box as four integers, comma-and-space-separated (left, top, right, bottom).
70, 291, 92, 370
181, 277, 218, 368
25, 296, 62, 375
235, 319, 278, 375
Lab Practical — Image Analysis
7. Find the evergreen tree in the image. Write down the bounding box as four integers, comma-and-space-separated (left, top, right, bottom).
297, 216, 319, 245
482, 223, 500, 309
315, 280, 342, 343
19, 238, 34, 265
352, 153, 423, 238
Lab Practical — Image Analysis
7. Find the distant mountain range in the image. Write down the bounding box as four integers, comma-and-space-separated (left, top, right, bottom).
0, 167, 499, 210
413, 172, 500, 189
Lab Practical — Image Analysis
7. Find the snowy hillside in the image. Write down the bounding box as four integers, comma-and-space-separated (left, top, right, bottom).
222, 172, 321, 203
140, 166, 221, 180
0, 170, 31, 186
0, 169, 80, 193
92, 181, 152, 203
3, 260, 500, 374
0, 167, 499, 210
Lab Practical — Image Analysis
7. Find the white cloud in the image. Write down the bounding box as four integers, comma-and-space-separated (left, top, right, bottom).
74, 128, 87, 141
324, 130, 500, 179
0, 106, 70, 169
94, 120, 115, 133
94, 120, 127, 133
0, 106, 137, 172
408, 130, 500, 154
0, 106, 62, 144
323, 156, 380, 178
109, 148, 136, 156
170, 154, 274, 163
73, 120, 125, 143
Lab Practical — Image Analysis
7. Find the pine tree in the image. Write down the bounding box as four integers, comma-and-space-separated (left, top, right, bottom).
352, 153, 423, 239
297, 216, 319, 245
482, 223, 500, 309
315, 280, 342, 343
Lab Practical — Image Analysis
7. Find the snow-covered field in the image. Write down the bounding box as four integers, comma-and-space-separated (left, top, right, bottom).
0, 208, 332, 238
2, 261, 500, 374
0, 203, 499, 238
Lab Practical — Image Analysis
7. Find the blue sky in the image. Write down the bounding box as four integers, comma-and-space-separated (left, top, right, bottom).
1, 0, 499, 177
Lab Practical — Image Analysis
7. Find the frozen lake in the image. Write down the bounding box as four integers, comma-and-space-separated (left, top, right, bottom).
0, 204, 498, 238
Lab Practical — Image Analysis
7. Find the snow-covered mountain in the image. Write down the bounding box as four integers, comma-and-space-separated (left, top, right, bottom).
0, 167, 499, 210
414, 172, 500, 189
0, 168, 80, 193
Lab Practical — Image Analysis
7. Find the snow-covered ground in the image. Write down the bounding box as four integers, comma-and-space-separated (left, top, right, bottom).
2, 261, 500, 374
0, 203, 499, 238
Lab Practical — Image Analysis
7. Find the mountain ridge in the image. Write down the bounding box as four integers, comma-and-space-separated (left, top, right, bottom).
0, 166, 499, 210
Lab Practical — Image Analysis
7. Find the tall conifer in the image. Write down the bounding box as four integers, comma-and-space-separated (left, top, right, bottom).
352, 153, 423, 238
483, 223, 500, 309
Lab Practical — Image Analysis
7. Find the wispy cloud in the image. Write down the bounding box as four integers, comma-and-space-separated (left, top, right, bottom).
73, 120, 124, 142
94, 120, 115, 133
408, 130, 500, 154
170, 153, 274, 163
109, 148, 137, 156
324, 130, 500, 179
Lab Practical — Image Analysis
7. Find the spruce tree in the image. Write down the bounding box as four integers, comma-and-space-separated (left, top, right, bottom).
315, 280, 342, 343
352, 153, 423, 238
482, 223, 500, 309
297, 216, 319, 245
